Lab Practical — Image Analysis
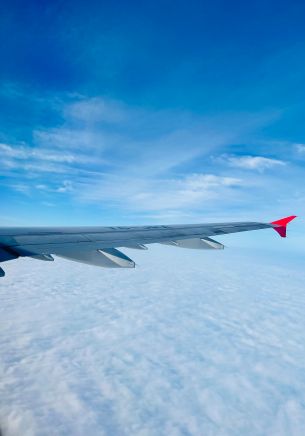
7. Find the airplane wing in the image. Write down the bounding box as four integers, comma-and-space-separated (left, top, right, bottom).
0, 215, 297, 277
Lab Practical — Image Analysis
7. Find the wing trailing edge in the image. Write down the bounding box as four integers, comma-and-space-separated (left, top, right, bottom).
56, 248, 135, 268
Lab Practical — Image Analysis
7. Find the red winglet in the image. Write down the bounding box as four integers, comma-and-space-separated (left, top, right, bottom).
270, 215, 297, 238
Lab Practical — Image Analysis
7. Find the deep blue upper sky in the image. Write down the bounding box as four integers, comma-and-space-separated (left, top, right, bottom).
2, 1, 305, 111
0, 0, 304, 249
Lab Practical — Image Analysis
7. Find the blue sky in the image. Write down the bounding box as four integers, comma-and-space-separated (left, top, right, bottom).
0, 0, 304, 248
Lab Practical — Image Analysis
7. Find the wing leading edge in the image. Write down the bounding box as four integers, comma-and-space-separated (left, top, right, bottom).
0, 216, 296, 277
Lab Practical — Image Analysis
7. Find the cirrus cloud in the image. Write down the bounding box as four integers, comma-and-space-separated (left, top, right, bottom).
223, 155, 286, 171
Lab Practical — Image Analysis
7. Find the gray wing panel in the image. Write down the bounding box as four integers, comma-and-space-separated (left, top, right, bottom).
0, 222, 271, 256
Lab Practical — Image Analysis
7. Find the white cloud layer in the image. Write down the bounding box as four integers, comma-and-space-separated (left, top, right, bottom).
1, 247, 305, 435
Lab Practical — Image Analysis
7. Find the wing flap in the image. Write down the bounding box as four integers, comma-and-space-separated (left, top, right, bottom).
56, 248, 135, 268
160, 237, 224, 249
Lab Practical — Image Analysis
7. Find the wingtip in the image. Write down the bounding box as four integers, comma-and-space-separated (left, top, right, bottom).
270, 215, 297, 238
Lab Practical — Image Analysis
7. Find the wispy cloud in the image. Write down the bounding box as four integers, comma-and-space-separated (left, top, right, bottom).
295, 144, 305, 155
78, 173, 242, 212
35, 180, 74, 194
64, 97, 134, 125
0, 142, 100, 165
221, 155, 286, 171
1, 94, 297, 221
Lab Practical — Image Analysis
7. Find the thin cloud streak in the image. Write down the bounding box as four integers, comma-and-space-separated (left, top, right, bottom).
1, 94, 300, 222
295, 144, 305, 154
217, 154, 286, 171
76, 173, 243, 211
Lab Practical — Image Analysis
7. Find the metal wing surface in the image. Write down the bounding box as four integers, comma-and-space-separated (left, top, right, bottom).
0, 216, 297, 277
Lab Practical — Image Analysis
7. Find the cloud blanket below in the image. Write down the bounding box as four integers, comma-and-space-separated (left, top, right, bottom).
1, 247, 305, 436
